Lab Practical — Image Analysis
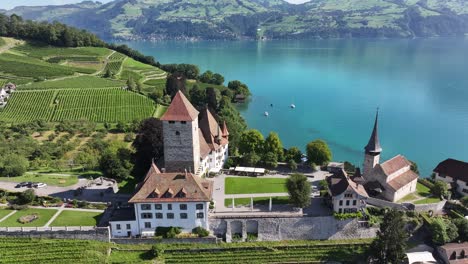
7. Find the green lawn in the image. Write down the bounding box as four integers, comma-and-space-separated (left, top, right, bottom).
416, 182, 431, 196
0, 208, 14, 220
154, 104, 168, 118
398, 182, 441, 204
398, 193, 419, 203
0, 173, 78, 187
224, 196, 289, 207
50, 210, 103, 227
225, 177, 288, 194
0, 208, 57, 227
414, 197, 441, 204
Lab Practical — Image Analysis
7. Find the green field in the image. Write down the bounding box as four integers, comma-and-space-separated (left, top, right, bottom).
50, 210, 103, 227
0, 238, 109, 263
0, 173, 78, 187
0, 208, 13, 220
225, 177, 288, 194
0, 88, 156, 123
13, 44, 111, 59
398, 182, 442, 204
0, 208, 57, 227
20, 76, 125, 90
225, 196, 289, 207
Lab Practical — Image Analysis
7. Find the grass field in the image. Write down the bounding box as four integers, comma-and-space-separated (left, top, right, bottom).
0, 238, 109, 263
0, 173, 78, 187
13, 44, 111, 59
0, 208, 57, 227
225, 177, 288, 194
50, 211, 103, 227
224, 196, 289, 207
0, 208, 13, 220
398, 182, 442, 204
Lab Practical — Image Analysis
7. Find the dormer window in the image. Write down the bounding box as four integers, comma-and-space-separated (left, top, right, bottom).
163, 188, 174, 198
176, 188, 187, 198
151, 188, 160, 198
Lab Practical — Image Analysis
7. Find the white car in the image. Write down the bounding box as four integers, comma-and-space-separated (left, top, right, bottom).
34, 183, 47, 188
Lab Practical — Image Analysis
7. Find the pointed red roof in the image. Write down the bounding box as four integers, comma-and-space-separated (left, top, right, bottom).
222, 121, 229, 136
160, 91, 199, 121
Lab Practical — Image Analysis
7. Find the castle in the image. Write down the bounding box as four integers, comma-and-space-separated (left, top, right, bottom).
362, 110, 419, 202
160, 90, 229, 176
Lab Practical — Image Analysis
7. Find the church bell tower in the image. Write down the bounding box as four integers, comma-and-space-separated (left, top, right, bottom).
363, 109, 382, 177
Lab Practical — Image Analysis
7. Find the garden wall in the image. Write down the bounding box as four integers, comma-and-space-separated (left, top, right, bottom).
209, 216, 377, 242
112, 237, 217, 244
366, 197, 406, 210
0, 227, 110, 242
414, 200, 446, 213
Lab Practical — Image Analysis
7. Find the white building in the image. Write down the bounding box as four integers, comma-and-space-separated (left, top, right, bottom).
362, 111, 419, 202
109, 163, 213, 237
327, 169, 368, 213
160, 91, 229, 176
434, 158, 468, 196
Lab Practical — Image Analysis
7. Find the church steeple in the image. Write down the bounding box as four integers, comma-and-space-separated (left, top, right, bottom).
364, 109, 382, 154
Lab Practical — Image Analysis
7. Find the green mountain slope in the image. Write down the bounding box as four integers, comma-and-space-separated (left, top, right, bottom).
5, 0, 468, 39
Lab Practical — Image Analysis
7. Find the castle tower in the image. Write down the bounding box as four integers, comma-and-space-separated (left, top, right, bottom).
160, 91, 200, 173
363, 110, 382, 177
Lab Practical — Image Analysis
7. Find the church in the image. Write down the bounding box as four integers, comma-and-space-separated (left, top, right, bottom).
160, 90, 229, 176
362, 111, 419, 202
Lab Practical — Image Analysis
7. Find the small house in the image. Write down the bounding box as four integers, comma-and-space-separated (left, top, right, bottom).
327, 169, 368, 213
434, 158, 468, 196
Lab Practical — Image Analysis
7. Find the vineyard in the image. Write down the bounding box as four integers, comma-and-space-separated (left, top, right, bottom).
13, 44, 111, 59
0, 238, 109, 264
0, 88, 156, 123
101, 52, 126, 76
0, 53, 80, 78
161, 242, 370, 264
20, 76, 125, 90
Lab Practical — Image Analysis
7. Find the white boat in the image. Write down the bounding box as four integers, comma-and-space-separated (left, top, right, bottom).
290, 104, 296, 109
264, 111, 269, 117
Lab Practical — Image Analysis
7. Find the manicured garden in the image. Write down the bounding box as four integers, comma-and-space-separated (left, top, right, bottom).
0, 208, 57, 227
0, 238, 109, 263
50, 210, 103, 227
224, 196, 289, 207
0, 173, 78, 187
225, 177, 288, 194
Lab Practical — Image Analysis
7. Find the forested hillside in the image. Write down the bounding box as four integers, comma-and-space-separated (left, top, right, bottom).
4, 0, 468, 40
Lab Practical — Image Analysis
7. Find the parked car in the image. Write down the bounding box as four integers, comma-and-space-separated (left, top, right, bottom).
15, 182, 32, 188
33, 183, 47, 188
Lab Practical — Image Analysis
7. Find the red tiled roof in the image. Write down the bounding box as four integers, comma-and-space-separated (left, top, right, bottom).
198, 108, 228, 155
160, 91, 199, 121
434, 158, 468, 183
380, 155, 411, 176
129, 168, 212, 203
222, 121, 229, 136
387, 170, 418, 191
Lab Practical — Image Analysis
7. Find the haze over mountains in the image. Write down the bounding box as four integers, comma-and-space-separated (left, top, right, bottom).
4, 0, 468, 40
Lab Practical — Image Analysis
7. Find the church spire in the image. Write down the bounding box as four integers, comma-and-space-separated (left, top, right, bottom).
364, 109, 382, 154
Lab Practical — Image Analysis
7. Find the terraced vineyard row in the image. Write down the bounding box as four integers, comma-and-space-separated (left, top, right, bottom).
163, 243, 369, 264
52, 88, 155, 122
0, 88, 155, 123
0, 90, 56, 122
20, 76, 125, 90
0, 238, 108, 264
100, 52, 126, 76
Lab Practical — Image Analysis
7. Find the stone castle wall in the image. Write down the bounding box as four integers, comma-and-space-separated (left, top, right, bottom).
0, 227, 110, 242
209, 216, 377, 242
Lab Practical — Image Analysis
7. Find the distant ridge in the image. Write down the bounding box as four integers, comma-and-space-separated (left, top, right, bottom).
4, 0, 468, 40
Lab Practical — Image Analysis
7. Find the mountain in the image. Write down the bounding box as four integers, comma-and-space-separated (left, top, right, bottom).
5, 0, 468, 40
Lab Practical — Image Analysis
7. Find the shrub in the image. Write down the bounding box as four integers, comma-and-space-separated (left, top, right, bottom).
9, 204, 28, 210
18, 189, 36, 205
246, 233, 258, 241
192, 226, 210, 237
155, 226, 181, 238
334, 211, 363, 220
209, 200, 215, 210
419, 178, 434, 189
151, 244, 166, 258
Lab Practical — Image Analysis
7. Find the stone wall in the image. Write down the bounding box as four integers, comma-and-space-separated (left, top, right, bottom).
414, 200, 446, 213
0, 227, 110, 242
209, 216, 377, 242
112, 237, 217, 244
366, 197, 406, 210
163, 119, 199, 173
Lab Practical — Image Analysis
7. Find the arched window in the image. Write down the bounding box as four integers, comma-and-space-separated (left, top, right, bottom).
460, 250, 465, 259
450, 251, 456, 260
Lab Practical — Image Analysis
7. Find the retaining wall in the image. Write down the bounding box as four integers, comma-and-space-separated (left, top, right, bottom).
112, 237, 217, 244
414, 200, 446, 213
0, 227, 110, 242
209, 216, 377, 242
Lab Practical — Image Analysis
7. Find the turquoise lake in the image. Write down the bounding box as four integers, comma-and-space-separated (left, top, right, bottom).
125, 39, 468, 177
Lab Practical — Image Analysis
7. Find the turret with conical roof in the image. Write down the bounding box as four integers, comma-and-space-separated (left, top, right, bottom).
363, 109, 382, 177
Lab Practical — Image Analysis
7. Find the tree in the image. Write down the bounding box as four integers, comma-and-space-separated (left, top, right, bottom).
453, 218, 468, 242
410, 160, 419, 174
306, 139, 332, 166
0, 154, 29, 177
285, 147, 302, 163
239, 129, 264, 155
188, 84, 205, 110
205, 87, 220, 110
242, 152, 261, 167
165, 72, 186, 98
228, 80, 250, 96
99, 149, 131, 180
127, 77, 136, 91
19, 189, 35, 205
263, 152, 278, 168
431, 180, 449, 198
430, 217, 458, 245
132, 118, 164, 178
103, 68, 113, 78
199, 70, 213, 83
288, 159, 298, 171
212, 73, 225, 85
286, 173, 311, 208
370, 209, 408, 263
461, 196, 468, 208
74, 150, 99, 171
264, 132, 284, 162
